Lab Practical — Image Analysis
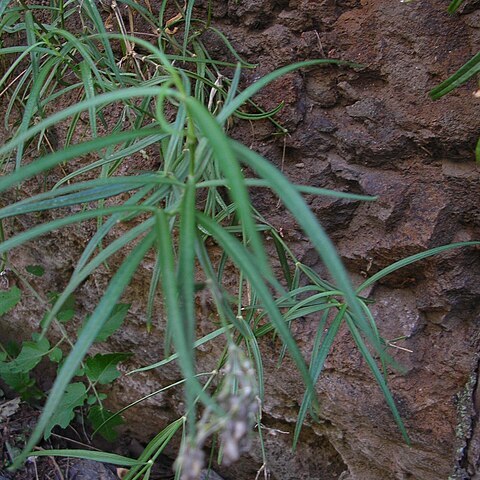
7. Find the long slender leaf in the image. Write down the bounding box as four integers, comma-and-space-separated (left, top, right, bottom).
0, 174, 180, 217
0, 205, 155, 256
0, 127, 159, 193
197, 213, 318, 404
0, 0, 11, 17
293, 305, 345, 448
0, 88, 171, 160
196, 178, 376, 201
185, 97, 270, 276
13, 56, 58, 168
217, 59, 357, 125
27, 450, 145, 467
356, 241, 480, 293
154, 210, 219, 417
40, 218, 155, 336
344, 312, 410, 444
177, 177, 197, 423
123, 418, 184, 480
430, 50, 480, 99
24, 11, 39, 81
178, 177, 196, 355
92, 372, 213, 437
127, 325, 233, 374
233, 142, 382, 354
11, 233, 156, 469
448, 0, 465, 13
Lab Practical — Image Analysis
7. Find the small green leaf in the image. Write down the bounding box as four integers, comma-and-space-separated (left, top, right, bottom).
0, 286, 21, 316
0, 352, 6, 362
44, 383, 87, 439
0, 366, 34, 399
94, 303, 130, 342
4, 340, 20, 357
88, 405, 124, 442
48, 292, 76, 323
49, 347, 63, 363
6, 337, 50, 374
25, 265, 45, 277
85, 353, 131, 384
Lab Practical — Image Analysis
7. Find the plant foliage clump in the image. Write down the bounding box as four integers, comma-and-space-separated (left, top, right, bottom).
0, 0, 478, 478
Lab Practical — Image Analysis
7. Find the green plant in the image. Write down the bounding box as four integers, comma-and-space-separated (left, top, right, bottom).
429, 0, 480, 161
0, 278, 132, 440
0, 1, 478, 478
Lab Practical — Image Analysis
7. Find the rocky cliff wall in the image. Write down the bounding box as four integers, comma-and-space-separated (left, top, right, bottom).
1, 1, 480, 479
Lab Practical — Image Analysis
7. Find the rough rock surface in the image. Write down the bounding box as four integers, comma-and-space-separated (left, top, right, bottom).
1, 1, 480, 480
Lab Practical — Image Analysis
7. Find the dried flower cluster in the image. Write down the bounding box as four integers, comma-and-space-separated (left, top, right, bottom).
176, 344, 260, 480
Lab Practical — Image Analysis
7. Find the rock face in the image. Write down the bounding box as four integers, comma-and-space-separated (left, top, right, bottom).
1, 1, 480, 479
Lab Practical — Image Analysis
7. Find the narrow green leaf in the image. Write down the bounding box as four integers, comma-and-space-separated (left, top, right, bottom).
448, 0, 465, 13
24, 11, 39, 81
430, 51, 480, 99
0, 0, 11, 17
14, 56, 58, 169
345, 313, 410, 444
41, 218, 154, 336
94, 303, 130, 342
88, 405, 124, 442
0, 127, 159, 194
177, 177, 196, 382
146, 253, 161, 332
0, 205, 155, 258
91, 373, 211, 438
154, 210, 218, 415
11, 232, 156, 468
182, 0, 194, 56
272, 233, 292, 288
122, 418, 184, 480
233, 142, 380, 353
293, 305, 345, 448
197, 213, 318, 404
28, 449, 144, 466
203, 26, 257, 68
80, 60, 97, 138
185, 97, 270, 275
217, 59, 357, 125
356, 241, 480, 293
81, 0, 124, 85
2, 182, 145, 219
127, 325, 233, 374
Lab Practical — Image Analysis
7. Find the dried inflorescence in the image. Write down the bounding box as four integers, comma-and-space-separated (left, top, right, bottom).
176, 344, 260, 479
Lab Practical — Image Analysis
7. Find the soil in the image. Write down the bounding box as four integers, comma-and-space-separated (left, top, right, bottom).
0, 396, 118, 480
1, 0, 480, 479
0, 395, 183, 480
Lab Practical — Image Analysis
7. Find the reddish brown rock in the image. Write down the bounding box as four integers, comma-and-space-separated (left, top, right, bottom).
1, 0, 480, 479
